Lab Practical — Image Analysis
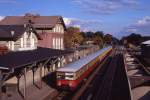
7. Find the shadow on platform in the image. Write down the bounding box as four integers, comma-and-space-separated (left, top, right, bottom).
42, 72, 57, 88
139, 91, 150, 100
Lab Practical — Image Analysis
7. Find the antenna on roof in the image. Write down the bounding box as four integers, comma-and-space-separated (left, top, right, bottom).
11, 31, 14, 36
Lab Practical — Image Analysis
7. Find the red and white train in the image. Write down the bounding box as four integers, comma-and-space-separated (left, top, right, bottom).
56, 46, 112, 90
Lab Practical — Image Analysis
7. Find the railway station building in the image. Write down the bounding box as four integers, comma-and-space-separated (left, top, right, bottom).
0, 13, 65, 50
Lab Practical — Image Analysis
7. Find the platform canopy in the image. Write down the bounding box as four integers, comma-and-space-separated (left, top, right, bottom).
0, 47, 73, 70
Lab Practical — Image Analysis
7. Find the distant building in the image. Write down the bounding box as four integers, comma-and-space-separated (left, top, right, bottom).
0, 13, 66, 49
0, 25, 40, 52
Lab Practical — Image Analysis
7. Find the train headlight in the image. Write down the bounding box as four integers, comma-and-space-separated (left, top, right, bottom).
58, 82, 61, 86
69, 82, 72, 86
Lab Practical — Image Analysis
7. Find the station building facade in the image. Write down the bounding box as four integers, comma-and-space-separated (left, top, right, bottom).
0, 25, 40, 52
0, 13, 66, 50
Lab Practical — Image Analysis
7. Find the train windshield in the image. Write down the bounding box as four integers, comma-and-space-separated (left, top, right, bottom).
57, 72, 65, 79
57, 72, 74, 80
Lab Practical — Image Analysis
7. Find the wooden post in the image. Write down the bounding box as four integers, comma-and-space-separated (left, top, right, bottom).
60, 57, 62, 67
56, 58, 59, 69
17, 75, 24, 99
23, 68, 27, 99
0, 70, 2, 100
39, 63, 42, 89
33, 69, 35, 85
44, 65, 46, 77
60, 56, 64, 67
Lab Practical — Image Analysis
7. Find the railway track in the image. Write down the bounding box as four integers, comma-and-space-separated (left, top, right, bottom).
93, 51, 118, 100
79, 55, 112, 100
71, 49, 114, 100
77, 47, 131, 100
52, 91, 69, 100
93, 48, 131, 100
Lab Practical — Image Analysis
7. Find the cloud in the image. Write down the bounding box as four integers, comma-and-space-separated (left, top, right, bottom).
63, 17, 102, 32
118, 16, 150, 38
126, 28, 137, 33
72, 0, 139, 15
135, 16, 150, 26
0, 16, 4, 21
63, 18, 72, 26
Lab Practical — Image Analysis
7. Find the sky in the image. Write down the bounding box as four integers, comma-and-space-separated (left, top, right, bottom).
0, 0, 150, 38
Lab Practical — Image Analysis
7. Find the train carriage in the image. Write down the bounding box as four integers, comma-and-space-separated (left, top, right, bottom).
56, 46, 112, 91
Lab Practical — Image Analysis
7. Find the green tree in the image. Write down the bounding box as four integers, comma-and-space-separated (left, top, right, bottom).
72, 32, 84, 46
64, 31, 72, 48
93, 31, 104, 47
104, 34, 112, 44
125, 33, 142, 45
64, 27, 83, 48
94, 31, 104, 39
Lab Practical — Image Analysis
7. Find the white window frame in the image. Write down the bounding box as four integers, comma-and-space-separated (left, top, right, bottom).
61, 38, 63, 49
53, 38, 55, 49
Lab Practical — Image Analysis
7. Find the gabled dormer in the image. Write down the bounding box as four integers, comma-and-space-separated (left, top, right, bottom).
0, 24, 41, 51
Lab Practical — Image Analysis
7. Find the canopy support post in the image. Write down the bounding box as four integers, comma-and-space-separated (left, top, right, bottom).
23, 68, 27, 100
0, 70, 3, 100
39, 63, 42, 89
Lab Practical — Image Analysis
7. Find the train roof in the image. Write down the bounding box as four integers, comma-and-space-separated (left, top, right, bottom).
57, 46, 112, 72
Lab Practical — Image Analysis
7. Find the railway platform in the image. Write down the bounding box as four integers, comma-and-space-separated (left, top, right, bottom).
124, 49, 150, 100
0, 73, 61, 100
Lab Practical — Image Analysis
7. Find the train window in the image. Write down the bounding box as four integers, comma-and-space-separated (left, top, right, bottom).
65, 72, 74, 80
65, 75, 74, 80
57, 72, 75, 80
66, 75, 73, 78
57, 72, 65, 79
57, 75, 65, 79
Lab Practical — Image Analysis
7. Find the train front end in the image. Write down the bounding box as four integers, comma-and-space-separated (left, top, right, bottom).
56, 71, 77, 91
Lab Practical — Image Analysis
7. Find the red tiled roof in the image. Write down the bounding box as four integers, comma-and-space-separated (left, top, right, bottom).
0, 15, 66, 29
